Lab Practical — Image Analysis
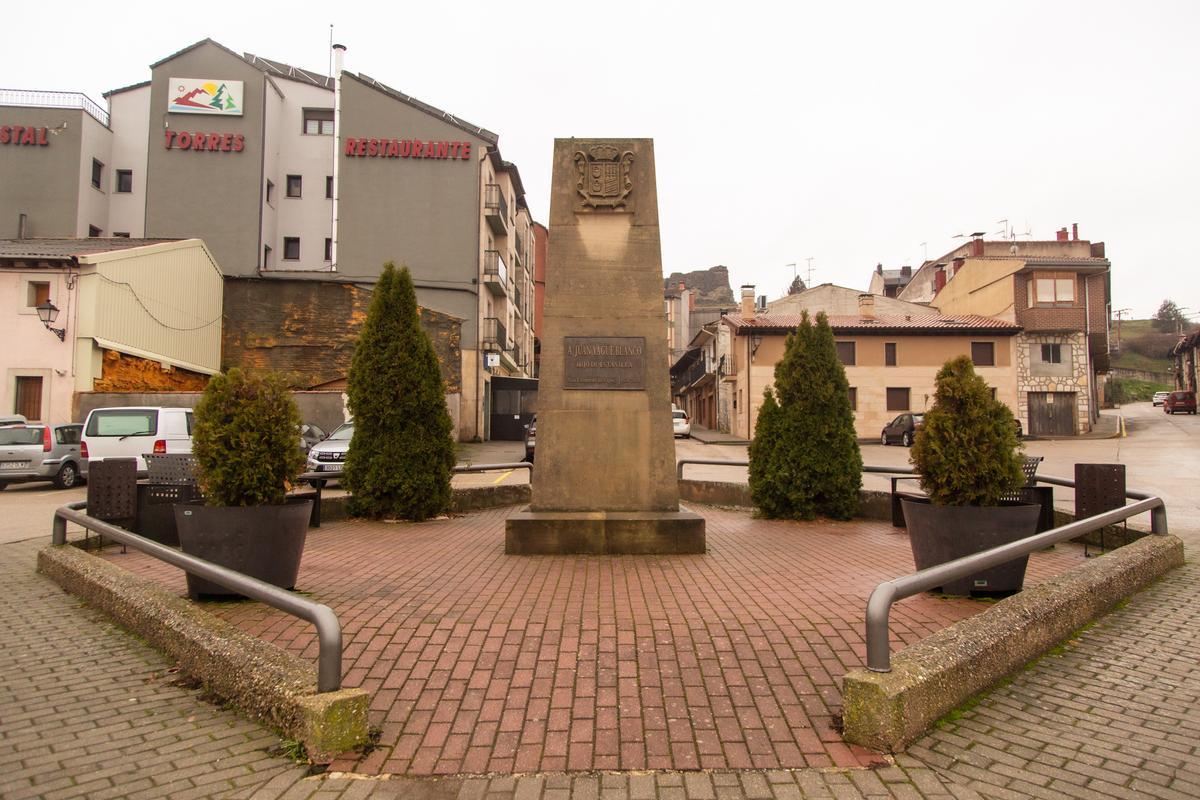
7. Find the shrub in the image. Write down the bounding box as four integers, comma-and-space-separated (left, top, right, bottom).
191, 368, 306, 507
343, 263, 456, 521
748, 311, 862, 520
910, 356, 1024, 506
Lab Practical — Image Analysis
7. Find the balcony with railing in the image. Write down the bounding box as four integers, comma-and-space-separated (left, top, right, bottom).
484, 183, 508, 235
513, 285, 524, 318
482, 317, 507, 352
483, 249, 508, 297
0, 89, 109, 127
513, 229, 526, 267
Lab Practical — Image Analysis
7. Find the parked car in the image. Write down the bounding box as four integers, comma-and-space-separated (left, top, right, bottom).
1152, 391, 1170, 407
305, 421, 353, 487
80, 407, 194, 476
881, 412, 924, 446
1163, 391, 1197, 415
0, 422, 85, 490
298, 422, 329, 454
672, 409, 691, 438
523, 416, 536, 463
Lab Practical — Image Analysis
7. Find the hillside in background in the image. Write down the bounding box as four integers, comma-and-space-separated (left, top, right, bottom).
1111, 319, 1182, 376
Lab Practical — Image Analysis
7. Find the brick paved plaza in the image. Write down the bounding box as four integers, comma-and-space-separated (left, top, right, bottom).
100, 504, 1086, 778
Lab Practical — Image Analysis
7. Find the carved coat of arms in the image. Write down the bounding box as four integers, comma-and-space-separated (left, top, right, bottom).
573, 145, 634, 209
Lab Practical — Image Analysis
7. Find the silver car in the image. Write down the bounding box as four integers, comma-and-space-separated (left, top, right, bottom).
304, 422, 353, 488
0, 422, 86, 490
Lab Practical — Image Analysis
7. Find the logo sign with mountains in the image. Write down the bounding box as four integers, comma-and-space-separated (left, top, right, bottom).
168, 78, 244, 116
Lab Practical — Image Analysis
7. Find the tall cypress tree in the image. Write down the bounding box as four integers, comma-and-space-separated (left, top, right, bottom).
343, 263, 456, 520
748, 311, 862, 520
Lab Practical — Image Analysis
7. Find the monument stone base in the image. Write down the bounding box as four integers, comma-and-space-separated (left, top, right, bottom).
505, 508, 706, 555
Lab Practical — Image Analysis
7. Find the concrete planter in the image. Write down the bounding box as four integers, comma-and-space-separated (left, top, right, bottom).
901, 498, 1041, 595
175, 498, 312, 599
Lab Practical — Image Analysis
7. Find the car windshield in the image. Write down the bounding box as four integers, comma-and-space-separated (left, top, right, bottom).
327, 424, 354, 441
0, 427, 43, 445
673, 411, 687, 419
913, 414, 924, 424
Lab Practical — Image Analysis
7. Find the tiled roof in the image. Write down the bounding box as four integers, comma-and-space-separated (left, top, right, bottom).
725, 313, 1021, 334
243, 54, 334, 89
0, 238, 178, 260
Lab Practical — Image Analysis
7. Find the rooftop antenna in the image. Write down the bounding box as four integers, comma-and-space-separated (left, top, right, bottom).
804, 257, 815, 286
995, 218, 1010, 239
327, 24, 334, 79
920, 241, 928, 261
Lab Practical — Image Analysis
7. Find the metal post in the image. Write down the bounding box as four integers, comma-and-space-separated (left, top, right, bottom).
865, 582, 898, 672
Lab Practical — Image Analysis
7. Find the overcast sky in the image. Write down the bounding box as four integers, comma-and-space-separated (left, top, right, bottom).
11, 1, 1198, 318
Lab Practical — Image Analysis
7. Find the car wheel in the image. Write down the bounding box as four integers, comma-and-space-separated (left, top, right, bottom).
0, 480, 8, 491
880, 433, 888, 446
308, 478, 327, 489
53, 462, 79, 489
902, 432, 913, 447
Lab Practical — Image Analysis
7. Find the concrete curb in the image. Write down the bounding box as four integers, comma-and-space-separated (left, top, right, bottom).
840, 532, 1185, 752
315, 484, 532, 522
37, 544, 369, 762
677, 479, 892, 521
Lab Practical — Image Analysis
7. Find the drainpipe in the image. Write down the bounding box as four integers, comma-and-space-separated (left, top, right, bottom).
330, 43, 346, 273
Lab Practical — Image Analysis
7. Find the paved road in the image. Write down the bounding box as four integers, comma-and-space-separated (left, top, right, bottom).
2, 401, 1197, 798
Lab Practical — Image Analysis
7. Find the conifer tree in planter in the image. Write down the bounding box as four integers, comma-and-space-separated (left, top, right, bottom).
748, 311, 862, 520
904, 355, 1037, 594
342, 263, 455, 521
175, 368, 310, 599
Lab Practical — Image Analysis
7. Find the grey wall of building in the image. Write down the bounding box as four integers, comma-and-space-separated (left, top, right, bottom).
145, 43, 266, 277
335, 76, 487, 345
0, 108, 83, 238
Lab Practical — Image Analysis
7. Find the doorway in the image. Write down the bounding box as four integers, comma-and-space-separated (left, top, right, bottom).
1028, 391, 1076, 436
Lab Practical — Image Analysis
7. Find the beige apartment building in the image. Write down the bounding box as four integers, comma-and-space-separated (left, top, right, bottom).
0, 39, 538, 440
719, 290, 1020, 440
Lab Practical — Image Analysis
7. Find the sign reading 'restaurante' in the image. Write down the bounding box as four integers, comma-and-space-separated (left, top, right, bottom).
344, 138, 472, 160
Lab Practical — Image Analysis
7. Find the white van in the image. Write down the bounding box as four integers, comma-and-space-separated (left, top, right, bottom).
80, 407, 194, 476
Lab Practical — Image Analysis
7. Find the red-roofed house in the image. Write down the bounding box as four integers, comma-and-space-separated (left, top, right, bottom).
898, 227, 1111, 434
718, 287, 1021, 440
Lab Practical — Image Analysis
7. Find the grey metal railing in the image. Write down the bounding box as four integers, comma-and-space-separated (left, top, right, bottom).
675, 459, 1169, 673
454, 462, 532, 476
51, 501, 344, 692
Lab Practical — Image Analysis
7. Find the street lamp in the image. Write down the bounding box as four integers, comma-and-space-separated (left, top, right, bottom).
35, 301, 66, 341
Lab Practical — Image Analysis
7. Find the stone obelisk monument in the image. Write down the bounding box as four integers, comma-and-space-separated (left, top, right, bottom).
505, 138, 705, 554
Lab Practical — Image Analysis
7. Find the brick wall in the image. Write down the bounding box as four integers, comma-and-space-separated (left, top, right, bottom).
221, 278, 462, 393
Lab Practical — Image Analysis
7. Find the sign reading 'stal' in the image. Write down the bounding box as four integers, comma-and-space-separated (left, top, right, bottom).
168, 78, 244, 116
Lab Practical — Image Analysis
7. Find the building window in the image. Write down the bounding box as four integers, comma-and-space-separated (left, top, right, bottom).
886, 387, 910, 412
115, 169, 133, 193
1030, 272, 1076, 306
14, 376, 43, 421
885, 342, 897, 367
286, 175, 302, 198
836, 341, 856, 366
113, 231, 130, 238
1041, 343, 1063, 363
88, 225, 102, 238
303, 108, 334, 135
971, 341, 995, 367
91, 159, 103, 190
848, 387, 857, 410
263, 245, 273, 268
266, 180, 275, 204
324, 238, 332, 261
27, 281, 50, 309
325, 176, 333, 199
283, 238, 300, 260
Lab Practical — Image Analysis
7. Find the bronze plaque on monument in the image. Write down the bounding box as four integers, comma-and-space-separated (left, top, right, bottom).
562, 337, 646, 390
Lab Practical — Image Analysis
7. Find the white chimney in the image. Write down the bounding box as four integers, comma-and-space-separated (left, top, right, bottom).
858, 293, 876, 319
740, 285, 755, 318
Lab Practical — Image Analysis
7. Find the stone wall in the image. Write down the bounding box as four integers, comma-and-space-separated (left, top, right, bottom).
92, 350, 211, 392
1016, 332, 1091, 434
221, 277, 462, 393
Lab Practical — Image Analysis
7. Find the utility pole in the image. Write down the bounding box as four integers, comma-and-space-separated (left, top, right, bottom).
1112, 308, 1131, 352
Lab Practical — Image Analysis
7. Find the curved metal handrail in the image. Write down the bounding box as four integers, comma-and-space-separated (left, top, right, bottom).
51, 502, 344, 692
